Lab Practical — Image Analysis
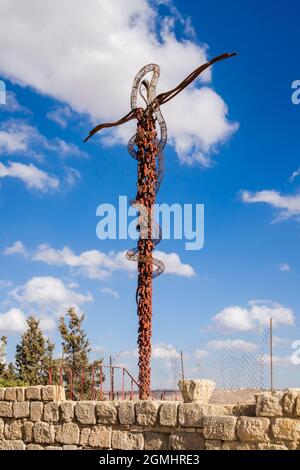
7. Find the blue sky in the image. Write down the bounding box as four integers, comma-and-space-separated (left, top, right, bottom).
0, 0, 300, 388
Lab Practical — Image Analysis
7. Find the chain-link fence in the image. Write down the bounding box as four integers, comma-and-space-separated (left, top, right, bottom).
48, 325, 298, 402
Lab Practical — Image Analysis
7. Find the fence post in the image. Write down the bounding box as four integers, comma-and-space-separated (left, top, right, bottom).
109, 356, 114, 400
122, 369, 125, 400
69, 369, 73, 401
100, 365, 103, 400
81, 369, 85, 400
48, 368, 53, 385
91, 366, 95, 400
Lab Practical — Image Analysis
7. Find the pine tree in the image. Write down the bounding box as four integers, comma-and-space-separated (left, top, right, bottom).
59, 307, 101, 399
15, 317, 54, 385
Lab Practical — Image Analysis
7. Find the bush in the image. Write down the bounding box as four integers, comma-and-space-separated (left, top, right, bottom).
0, 378, 27, 388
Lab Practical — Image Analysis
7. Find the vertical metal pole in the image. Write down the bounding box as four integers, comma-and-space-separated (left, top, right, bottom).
122, 369, 125, 400
180, 350, 185, 382
109, 356, 114, 400
100, 365, 103, 400
270, 317, 273, 392
91, 366, 95, 400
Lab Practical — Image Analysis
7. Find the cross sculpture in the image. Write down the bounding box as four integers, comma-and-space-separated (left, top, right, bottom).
84, 52, 237, 399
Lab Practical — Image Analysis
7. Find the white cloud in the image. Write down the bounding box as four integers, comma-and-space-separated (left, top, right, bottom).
0, 161, 59, 192
11, 276, 93, 316
213, 300, 295, 332
4, 240, 27, 256
8, 242, 195, 279
279, 263, 291, 272
47, 105, 73, 128
0, 119, 87, 160
101, 288, 119, 300
0, 280, 13, 288
207, 339, 257, 352
258, 354, 293, 367
241, 190, 300, 222
152, 344, 180, 359
0, 91, 31, 114
0, 0, 238, 166
0, 308, 27, 334
290, 167, 300, 183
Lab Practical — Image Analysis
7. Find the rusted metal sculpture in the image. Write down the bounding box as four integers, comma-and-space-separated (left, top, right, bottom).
84, 52, 236, 399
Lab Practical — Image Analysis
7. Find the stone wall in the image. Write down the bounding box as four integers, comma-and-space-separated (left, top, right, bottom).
0, 386, 300, 450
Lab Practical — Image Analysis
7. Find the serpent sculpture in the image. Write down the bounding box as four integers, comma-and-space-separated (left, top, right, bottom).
84, 52, 237, 398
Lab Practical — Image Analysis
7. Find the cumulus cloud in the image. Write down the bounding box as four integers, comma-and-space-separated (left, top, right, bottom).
0, 308, 27, 334
241, 190, 300, 222
47, 105, 73, 128
0, 0, 238, 166
4, 240, 27, 256
290, 167, 300, 183
258, 354, 293, 367
0, 91, 31, 115
0, 161, 59, 192
213, 300, 295, 332
207, 339, 257, 352
5, 242, 195, 279
10, 276, 93, 316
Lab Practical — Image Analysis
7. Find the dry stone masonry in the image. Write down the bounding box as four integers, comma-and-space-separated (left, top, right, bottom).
1, 386, 300, 450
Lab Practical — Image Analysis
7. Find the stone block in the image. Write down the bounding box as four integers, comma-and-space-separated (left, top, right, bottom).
111, 430, 143, 450
169, 432, 204, 450
0, 440, 26, 450
160, 402, 178, 427
30, 402, 43, 421
272, 418, 300, 441
56, 423, 80, 445
5, 420, 23, 440
5, 387, 16, 401
236, 417, 270, 442
0, 401, 13, 417
88, 425, 112, 449
178, 403, 205, 427
118, 401, 135, 425
44, 402, 60, 422
135, 401, 159, 427
144, 432, 169, 450
256, 392, 283, 417
60, 401, 75, 422
13, 401, 30, 419
26, 386, 42, 401
96, 402, 117, 424
75, 401, 96, 424
203, 416, 236, 441
42, 385, 65, 402
33, 422, 55, 444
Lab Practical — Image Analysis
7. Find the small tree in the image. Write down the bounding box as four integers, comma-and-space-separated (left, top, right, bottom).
59, 307, 104, 398
0, 336, 7, 376
15, 317, 54, 385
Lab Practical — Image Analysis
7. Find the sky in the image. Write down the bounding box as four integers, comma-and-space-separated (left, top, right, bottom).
0, 0, 300, 389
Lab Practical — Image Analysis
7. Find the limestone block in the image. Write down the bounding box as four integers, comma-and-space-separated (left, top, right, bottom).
88, 425, 112, 449
118, 401, 135, 425
236, 417, 270, 442
160, 402, 178, 427
5, 420, 23, 440
44, 402, 60, 422
27, 444, 44, 450
33, 422, 55, 444
169, 432, 204, 450
0, 401, 13, 417
135, 401, 159, 427
178, 403, 205, 427
23, 422, 33, 442
26, 386, 42, 401
56, 423, 80, 445
178, 379, 215, 403
221, 441, 257, 450
144, 432, 169, 450
111, 430, 143, 450
5, 387, 16, 401
42, 385, 65, 402
272, 418, 300, 441
80, 428, 91, 446
96, 402, 117, 424
205, 440, 222, 450
203, 416, 237, 441
75, 401, 96, 424
13, 401, 30, 419
0, 440, 26, 450
30, 402, 43, 422
16, 387, 25, 401
256, 392, 284, 417
60, 401, 75, 422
